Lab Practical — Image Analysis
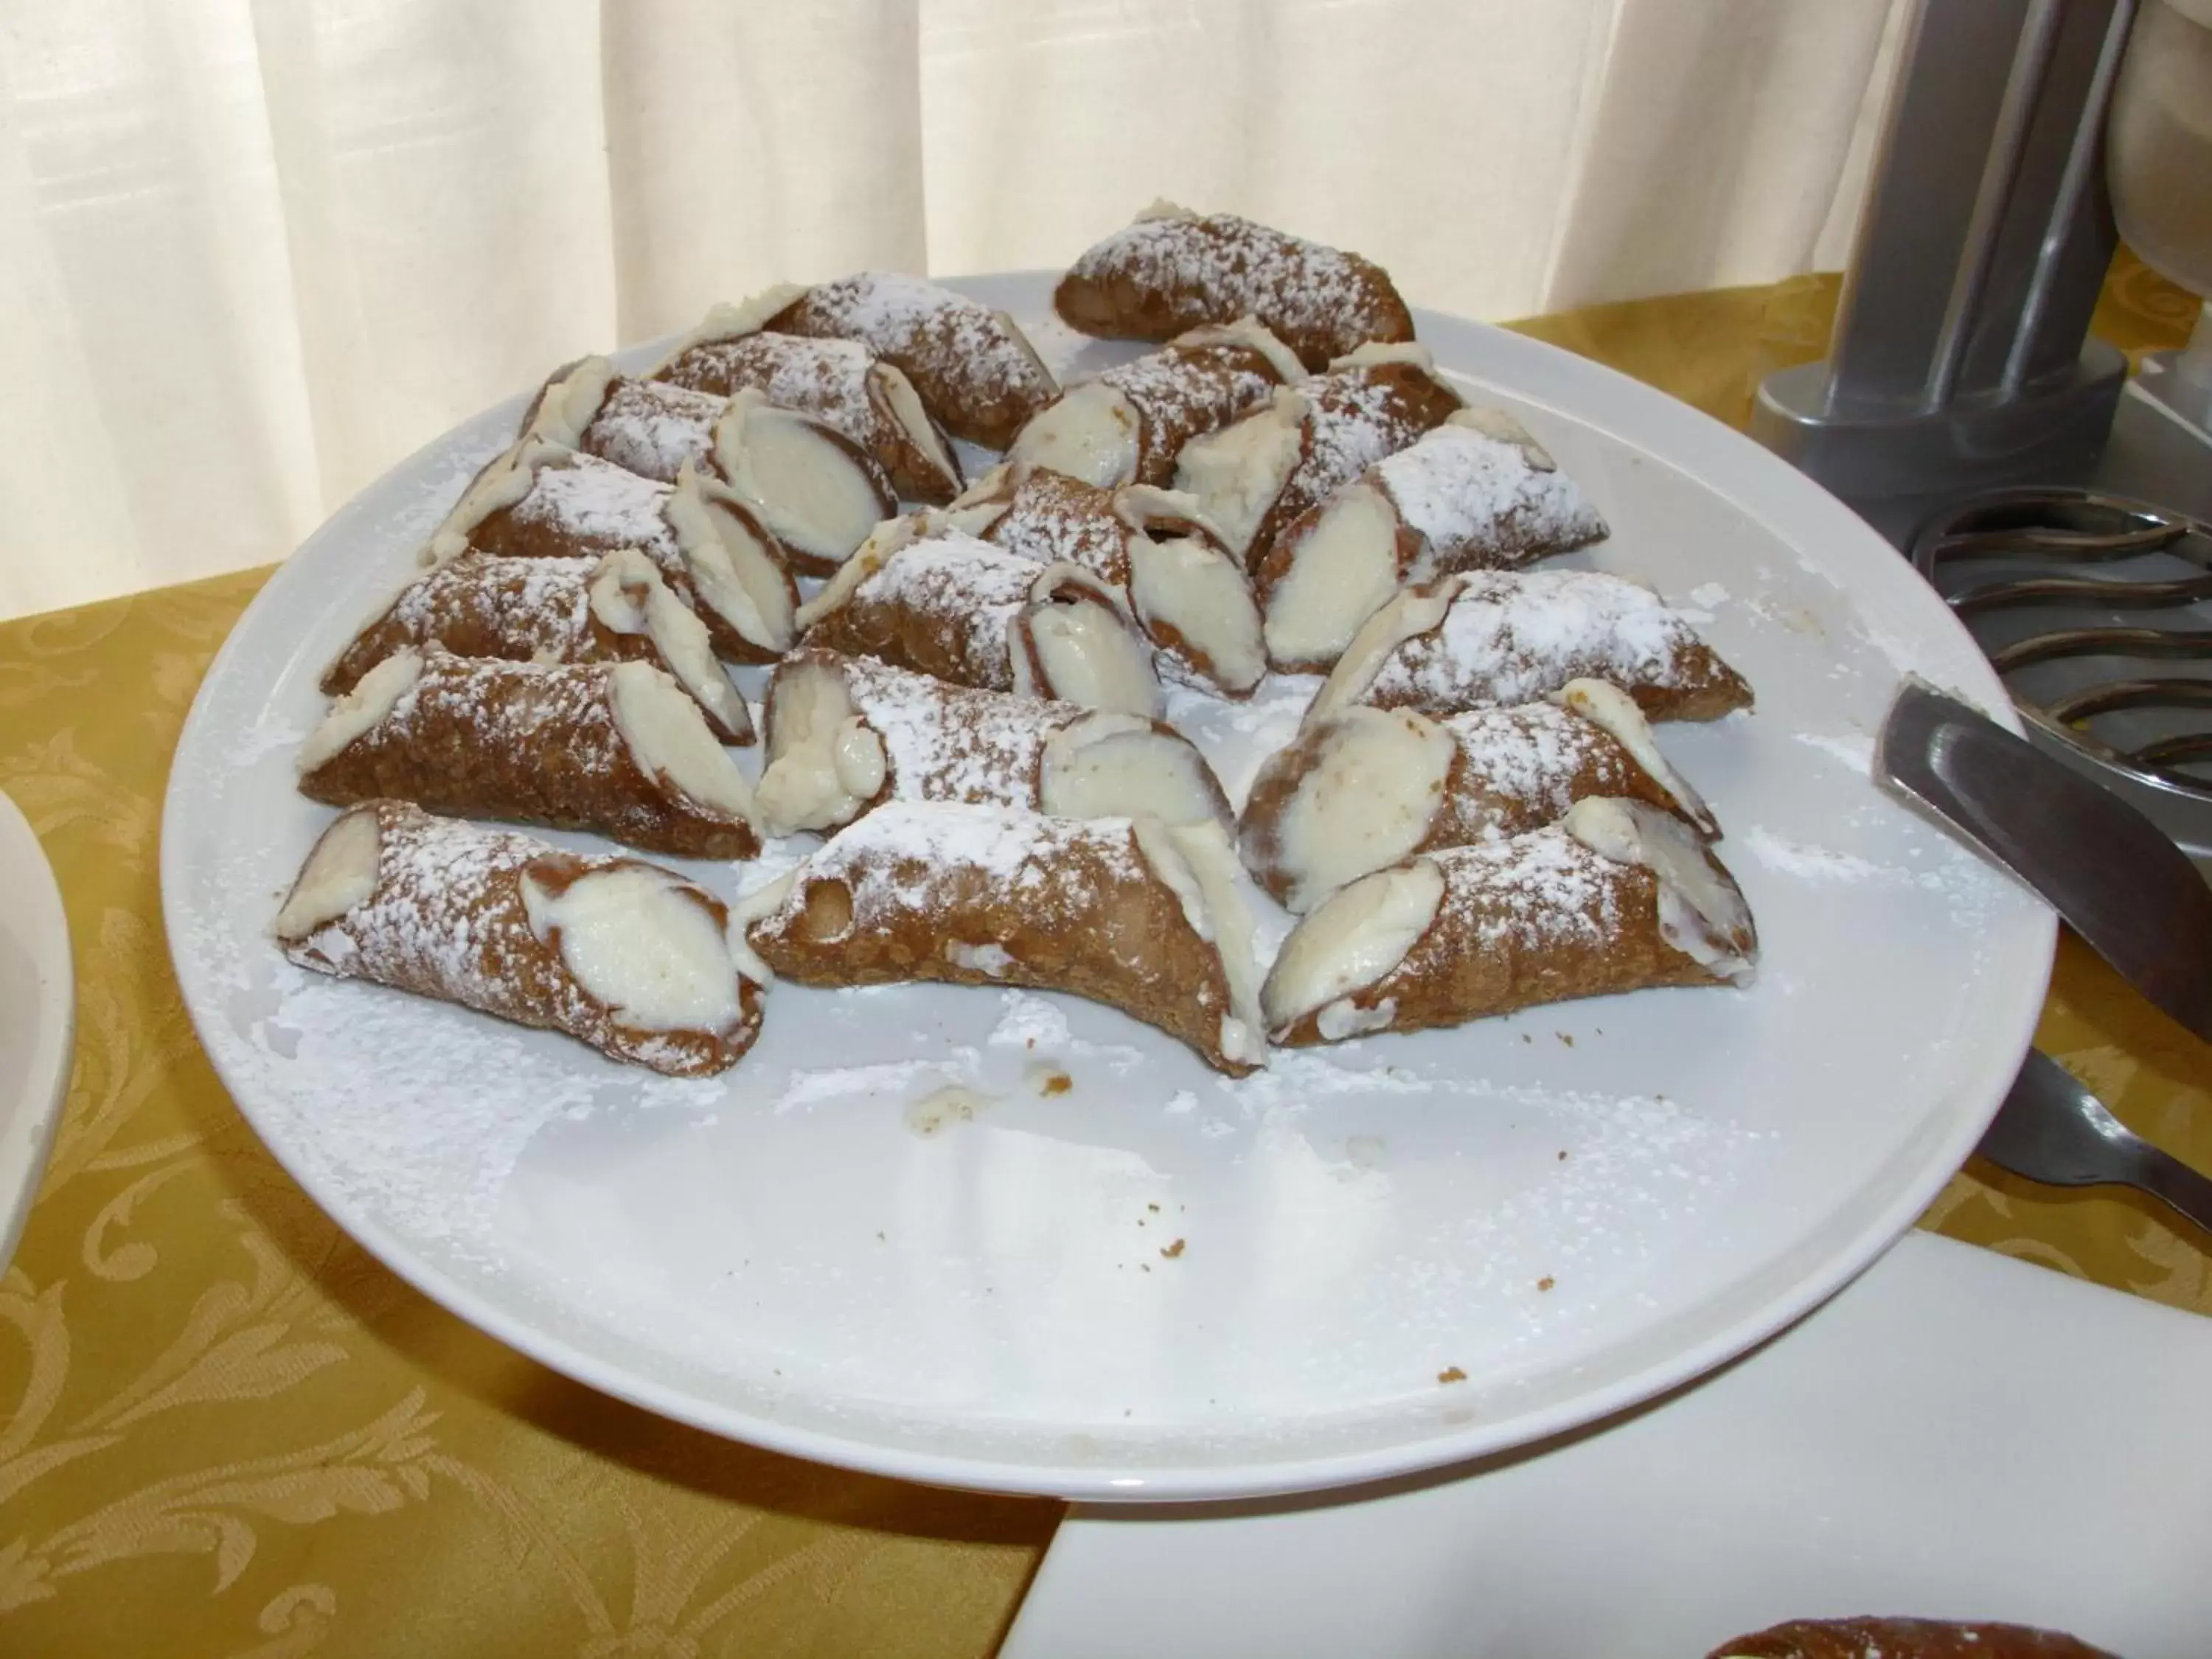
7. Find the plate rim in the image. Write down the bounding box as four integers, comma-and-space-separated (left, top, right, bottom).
161, 275, 2056, 1500
0, 787, 75, 1273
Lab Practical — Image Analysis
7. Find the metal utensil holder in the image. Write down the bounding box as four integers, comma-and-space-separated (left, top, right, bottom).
1753, 0, 2140, 541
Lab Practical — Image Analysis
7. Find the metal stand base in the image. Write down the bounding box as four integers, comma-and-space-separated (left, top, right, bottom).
1751, 343, 2129, 543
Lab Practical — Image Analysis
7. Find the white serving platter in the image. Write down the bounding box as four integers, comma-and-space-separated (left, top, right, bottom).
161, 274, 2051, 1501
0, 786, 74, 1272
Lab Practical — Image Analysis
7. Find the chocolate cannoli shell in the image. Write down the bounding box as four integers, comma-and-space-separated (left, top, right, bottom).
299, 652, 759, 860
276, 800, 761, 1077
655, 330, 960, 504
1054, 207, 1416, 371
768, 273, 1058, 450
1706, 1620, 2117, 1659
1268, 831, 1728, 1046
1240, 360, 1464, 568
744, 804, 1257, 1074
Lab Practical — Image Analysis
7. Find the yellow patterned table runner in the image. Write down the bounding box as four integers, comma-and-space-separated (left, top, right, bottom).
1, 255, 2204, 1656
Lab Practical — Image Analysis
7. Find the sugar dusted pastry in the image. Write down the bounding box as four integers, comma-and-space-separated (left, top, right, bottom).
761, 273, 1058, 449
1239, 680, 1717, 914
323, 548, 753, 743
519, 356, 723, 484
951, 464, 1267, 696
1262, 798, 1756, 1045
709, 389, 895, 575
740, 801, 1265, 1074
653, 326, 961, 503
1706, 1618, 2117, 1659
1009, 319, 1300, 490
1172, 344, 1463, 570
276, 800, 762, 1077
429, 445, 798, 664
754, 648, 1228, 837
1054, 204, 1416, 372
1307, 569, 1753, 726
1256, 408, 1610, 672
799, 518, 1163, 717
297, 647, 760, 859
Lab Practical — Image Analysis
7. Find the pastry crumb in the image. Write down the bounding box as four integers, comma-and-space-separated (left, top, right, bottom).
1537, 1276, 1555, 1293
1147, 1202, 1161, 1212
1040, 1071, 1071, 1095
1438, 1366, 1467, 1385
1161, 1238, 1186, 1259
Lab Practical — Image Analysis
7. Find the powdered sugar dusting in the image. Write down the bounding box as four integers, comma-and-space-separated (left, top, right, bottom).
582, 377, 721, 482
1440, 703, 1604, 822
1742, 827, 1884, 882
980, 469, 1130, 583
841, 654, 1073, 804
657, 333, 880, 449
1368, 570, 1715, 712
511, 454, 677, 558
1427, 827, 1624, 958
1061, 212, 1411, 366
1377, 423, 1606, 566
778, 272, 1057, 439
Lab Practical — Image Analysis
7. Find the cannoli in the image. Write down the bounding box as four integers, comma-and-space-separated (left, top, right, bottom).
323, 548, 752, 744
951, 465, 1267, 696
799, 518, 1163, 717
1172, 344, 1463, 571
518, 356, 724, 484
653, 327, 960, 504
275, 800, 762, 1077
740, 801, 1265, 1074
754, 647, 1228, 837
1255, 408, 1610, 672
708, 389, 896, 575
747, 274, 1058, 450
1262, 797, 1756, 1045
1054, 203, 1416, 372
428, 446, 799, 665
1706, 1619, 2116, 1659
1306, 570, 1753, 727
1008, 319, 1300, 490
297, 647, 760, 859
1239, 680, 1717, 913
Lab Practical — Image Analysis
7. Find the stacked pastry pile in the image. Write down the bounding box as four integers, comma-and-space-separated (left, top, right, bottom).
274, 203, 1760, 1082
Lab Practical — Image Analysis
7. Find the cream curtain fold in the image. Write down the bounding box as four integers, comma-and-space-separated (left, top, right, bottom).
0, 0, 1902, 623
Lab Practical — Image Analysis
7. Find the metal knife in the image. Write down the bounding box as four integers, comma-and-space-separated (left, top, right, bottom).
1876, 678, 2212, 1044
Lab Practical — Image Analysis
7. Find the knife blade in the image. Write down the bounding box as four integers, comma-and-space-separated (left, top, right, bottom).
1876, 678, 2212, 1043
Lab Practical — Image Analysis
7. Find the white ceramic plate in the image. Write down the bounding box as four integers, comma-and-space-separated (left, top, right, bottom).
1001, 1233, 2212, 1658
0, 787, 74, 1271
161, 275, 2051, 1501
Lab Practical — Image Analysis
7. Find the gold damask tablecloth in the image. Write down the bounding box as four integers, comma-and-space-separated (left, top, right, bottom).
2, 256, 2206, 1657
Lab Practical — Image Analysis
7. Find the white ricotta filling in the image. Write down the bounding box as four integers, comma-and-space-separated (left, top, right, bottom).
1127, 532, 1268, 695
1263, 706, 1455, 914
1040, 713, 1225, 829
299, 648, 421, 775
1262, 860, 1445, 1032
1262, 481, 1406, 670
713, 389, 888, 566
609, 660, 755, 821
1171, 386, 1310, 558
523, 865, 744, 1030
1563, 797, 1755, 982
1007, 381, 1142, 488
273, 806, 382, 941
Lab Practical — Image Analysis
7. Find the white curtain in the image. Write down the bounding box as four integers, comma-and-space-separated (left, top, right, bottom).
0, 0, 1904, 623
